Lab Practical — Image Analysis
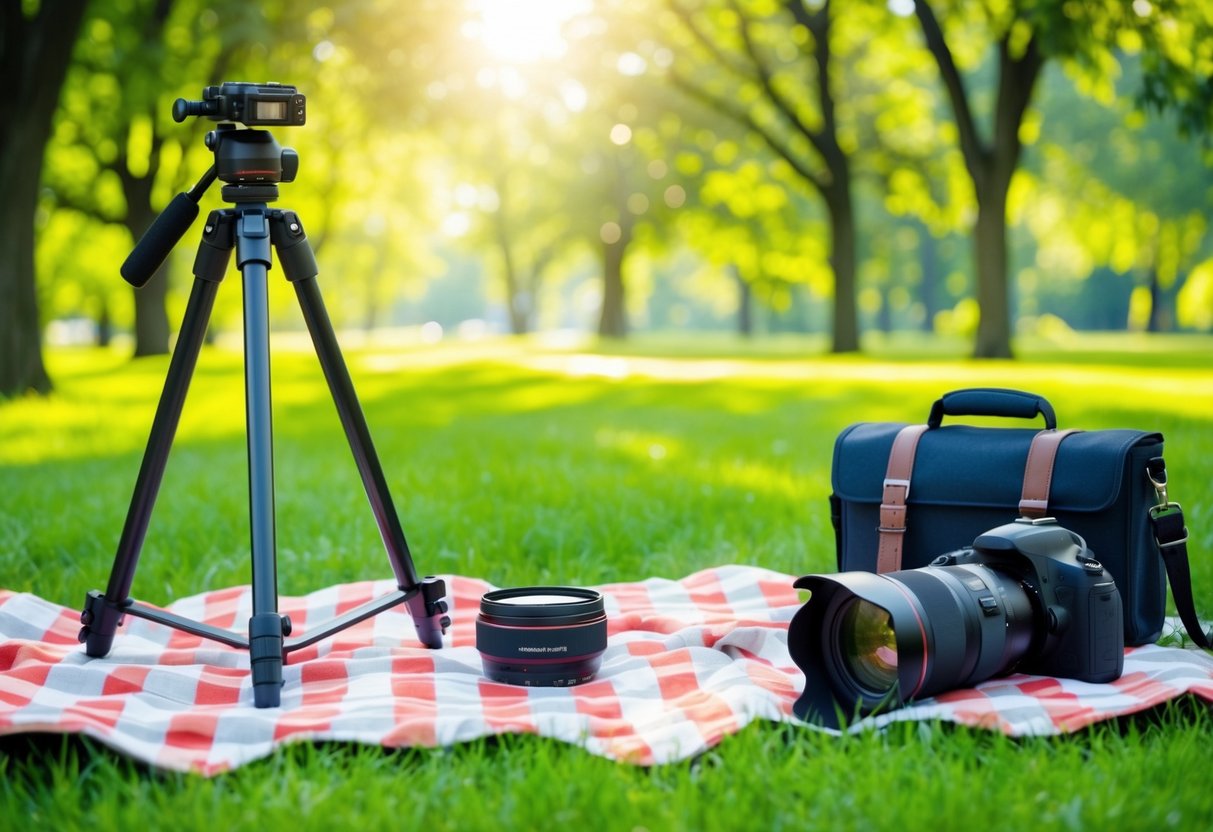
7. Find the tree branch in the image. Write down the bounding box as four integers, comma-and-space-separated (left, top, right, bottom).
729, 0, 828, 160
913, 0, 987, 180
992, 33, 1044, 179
667, 0, 757, 82
669, 69, 826, 194
783, 0, 838, 142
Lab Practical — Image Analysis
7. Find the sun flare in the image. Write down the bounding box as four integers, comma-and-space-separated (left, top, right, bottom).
466, 0, 590, 64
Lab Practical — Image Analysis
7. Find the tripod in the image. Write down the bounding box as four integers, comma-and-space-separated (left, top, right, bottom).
78, 122, 450, 708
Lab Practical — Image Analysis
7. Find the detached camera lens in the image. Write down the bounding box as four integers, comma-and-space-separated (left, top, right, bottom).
476, 587, 608, 687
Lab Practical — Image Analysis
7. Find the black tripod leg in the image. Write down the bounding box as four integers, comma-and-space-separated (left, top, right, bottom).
235, 206, 288, 707
270, 210, 448, 648
81, 218, 232, 657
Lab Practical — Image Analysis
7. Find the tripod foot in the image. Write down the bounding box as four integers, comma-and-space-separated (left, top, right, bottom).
250, 612, 287, 708
407, 577, 450, 649
79, 590, 126, 658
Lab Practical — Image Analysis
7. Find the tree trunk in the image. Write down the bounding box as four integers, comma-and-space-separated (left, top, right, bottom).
917, 221, 940, 331
0, 1, 89, 397
492, 175, 530, 335
972, 193, 1013, 358
1146, 266, 1171, 333
0, 144, 52, 395
123, 136, 171, 357
733, 266, 753, 338
131, 264, 171, 357
362, 249, 387, 334
97, 298, 113, 348
876, 289, 893, 334
597, 232, 629, 339
826, 183, 860, 352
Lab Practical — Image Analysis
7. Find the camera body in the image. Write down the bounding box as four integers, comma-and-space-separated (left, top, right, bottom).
789, 518, 1124, 727
931, 518, 1123, 683
173, 82, 306, 127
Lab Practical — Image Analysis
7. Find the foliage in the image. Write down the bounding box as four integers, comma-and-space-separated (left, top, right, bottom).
7, 0, 1213, 399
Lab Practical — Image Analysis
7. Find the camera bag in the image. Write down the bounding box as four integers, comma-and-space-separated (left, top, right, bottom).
830, 387, 1208, 647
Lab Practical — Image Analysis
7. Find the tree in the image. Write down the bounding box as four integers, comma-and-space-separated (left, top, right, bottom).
909, 0, 1213, 357
53, 0, 189, 357
675, 147, 834, 336
48, 0, 320, 357
908, 0, 1046, 358
1018, 61, 1213, 333
664, 0, 865, 352
0, 0, 89, 397
424, 78, 580, 335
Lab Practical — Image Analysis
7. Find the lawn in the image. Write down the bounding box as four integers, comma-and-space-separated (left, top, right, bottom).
1, 333, 1211, 830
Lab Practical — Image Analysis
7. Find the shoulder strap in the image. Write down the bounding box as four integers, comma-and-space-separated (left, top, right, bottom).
1146, 457, 1211, 649
876, 424, 929, 573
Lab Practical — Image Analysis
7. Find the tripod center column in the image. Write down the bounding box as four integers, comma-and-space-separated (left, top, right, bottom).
236, 207, 279, 618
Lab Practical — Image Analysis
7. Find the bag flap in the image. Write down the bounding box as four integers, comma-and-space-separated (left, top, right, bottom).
832, 422, 1163, 512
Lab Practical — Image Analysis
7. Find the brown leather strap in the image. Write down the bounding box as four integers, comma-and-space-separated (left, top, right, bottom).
1019, 429, 1080, 518
876, 424, 929, 573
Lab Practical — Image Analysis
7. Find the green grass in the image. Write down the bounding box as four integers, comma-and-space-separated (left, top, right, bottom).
2, 333, 1212, 830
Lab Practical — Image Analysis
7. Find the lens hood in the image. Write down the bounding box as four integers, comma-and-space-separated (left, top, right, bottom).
789, 573, 931, 726
790, 561, 1036, 727
476, 586, 608, 687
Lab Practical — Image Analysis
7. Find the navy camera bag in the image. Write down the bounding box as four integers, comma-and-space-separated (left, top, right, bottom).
830, 388, 1204, 647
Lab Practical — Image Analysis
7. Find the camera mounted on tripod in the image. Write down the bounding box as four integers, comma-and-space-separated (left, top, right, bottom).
85, 79, 451, 708
173, 81, 306, 127
171, 82, 304, 191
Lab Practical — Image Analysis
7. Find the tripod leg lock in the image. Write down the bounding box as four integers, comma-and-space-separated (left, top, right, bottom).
406, 576, 451, 649
270, 210, 318, 282
249, 612, 286, 707
194, 211, 235, 283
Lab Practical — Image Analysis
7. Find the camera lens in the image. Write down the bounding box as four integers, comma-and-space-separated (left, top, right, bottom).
476, 586, 608, 687
837, 598, 899, 695
789, 565, 1037, 726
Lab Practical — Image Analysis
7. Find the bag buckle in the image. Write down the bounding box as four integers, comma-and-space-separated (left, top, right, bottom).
1146, 458, 1187, 546
1147, 462, 1169, 507
881, 478, 910, 502
1150, 501, 1189, 548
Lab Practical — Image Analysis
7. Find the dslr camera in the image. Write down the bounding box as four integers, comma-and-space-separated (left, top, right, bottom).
789, 518, 1123, 726
172, 82, 306, 127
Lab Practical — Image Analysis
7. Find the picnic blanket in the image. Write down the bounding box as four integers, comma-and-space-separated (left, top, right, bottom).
1, 565, 1211, 775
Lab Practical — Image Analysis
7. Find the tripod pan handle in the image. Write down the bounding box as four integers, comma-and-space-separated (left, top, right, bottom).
121, 192, 201, 288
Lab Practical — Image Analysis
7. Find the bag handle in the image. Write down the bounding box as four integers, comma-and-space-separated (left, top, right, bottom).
1146, 457, 1211, 649
928, 388, 1057, 430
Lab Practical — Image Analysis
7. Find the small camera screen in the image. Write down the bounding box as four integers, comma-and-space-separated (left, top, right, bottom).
253, 100, 287, 121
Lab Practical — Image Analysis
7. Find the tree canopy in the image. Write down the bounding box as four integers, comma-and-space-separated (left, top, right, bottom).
3, 0, 1212, 396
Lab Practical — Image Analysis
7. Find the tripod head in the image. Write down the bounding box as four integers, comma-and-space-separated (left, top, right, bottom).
206, 124, 299, 197
121, 82, 304, 287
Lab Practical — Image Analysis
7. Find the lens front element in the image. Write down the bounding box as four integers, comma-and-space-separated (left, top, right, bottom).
839, 598, 899, 695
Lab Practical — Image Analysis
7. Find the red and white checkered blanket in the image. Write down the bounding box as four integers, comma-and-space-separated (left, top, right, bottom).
2, 566, 1211, 774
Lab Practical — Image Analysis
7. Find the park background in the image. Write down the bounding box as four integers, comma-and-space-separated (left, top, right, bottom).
3, 1, 1213, 830
3, 0, 1213, 382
